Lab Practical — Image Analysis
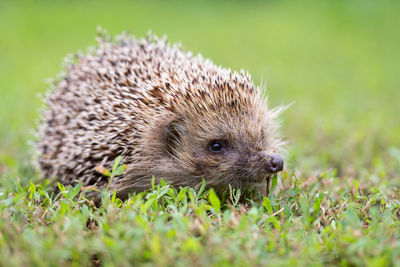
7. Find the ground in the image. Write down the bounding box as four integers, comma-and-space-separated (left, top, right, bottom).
0, 0, 399, 266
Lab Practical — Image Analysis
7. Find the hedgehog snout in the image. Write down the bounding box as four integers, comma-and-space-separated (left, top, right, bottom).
266, 154, 284, 173
258, 151, 284, 174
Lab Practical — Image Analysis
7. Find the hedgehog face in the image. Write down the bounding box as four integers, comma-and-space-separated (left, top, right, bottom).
163, 111, 284, 191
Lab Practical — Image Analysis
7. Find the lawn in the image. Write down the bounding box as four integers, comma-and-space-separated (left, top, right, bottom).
0, 0, 400, 265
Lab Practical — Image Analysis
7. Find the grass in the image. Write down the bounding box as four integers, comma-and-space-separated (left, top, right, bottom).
2, 167, 400, 265
0, 0, 400, 265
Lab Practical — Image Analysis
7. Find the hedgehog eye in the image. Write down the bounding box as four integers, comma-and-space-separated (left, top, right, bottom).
209, 140, 225, 153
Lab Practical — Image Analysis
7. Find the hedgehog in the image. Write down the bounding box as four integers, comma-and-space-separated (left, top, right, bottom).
36, 32, 285, 199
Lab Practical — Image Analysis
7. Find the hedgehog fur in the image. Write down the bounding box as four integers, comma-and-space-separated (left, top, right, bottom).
36, 32, 285, 199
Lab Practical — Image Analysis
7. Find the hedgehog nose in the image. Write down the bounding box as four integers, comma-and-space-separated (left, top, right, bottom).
266, 154, 284, 173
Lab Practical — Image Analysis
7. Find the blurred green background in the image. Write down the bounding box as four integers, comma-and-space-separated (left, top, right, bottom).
0, 0, 399, 178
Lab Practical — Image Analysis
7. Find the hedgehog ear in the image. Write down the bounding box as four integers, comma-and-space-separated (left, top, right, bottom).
164, 119, 183, 155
